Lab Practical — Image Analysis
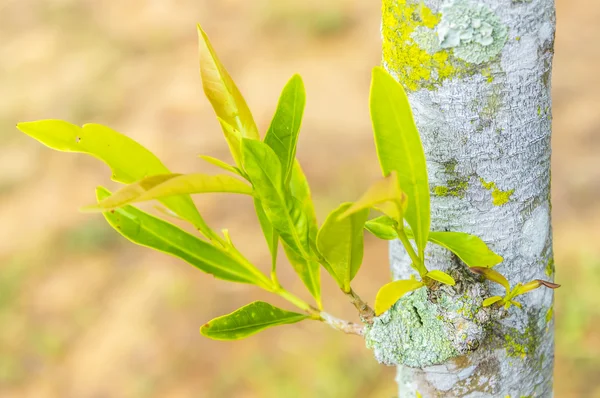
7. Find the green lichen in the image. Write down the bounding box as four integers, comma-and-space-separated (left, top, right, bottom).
545, 257, 555, 277
433, 178, 469, 198
480, 178, 514, 206
365, 274, 492, 367
545, 305, 553, 324
437, 0, 508, 64
504, 315, 542, 361
382, 0, 462, 91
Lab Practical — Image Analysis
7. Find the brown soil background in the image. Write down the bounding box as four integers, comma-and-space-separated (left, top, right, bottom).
1, 0, 598, 397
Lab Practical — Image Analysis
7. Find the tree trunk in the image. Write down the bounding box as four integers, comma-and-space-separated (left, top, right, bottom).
379, 0, 556, 396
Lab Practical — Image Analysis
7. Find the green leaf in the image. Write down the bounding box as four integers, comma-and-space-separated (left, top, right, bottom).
16, 120, 209, 234
470, 267, 510, 292
282, 243, 321, 305
426, 232, 503, 268
96, 187, 271, 289
317, 203, 369, 292
200, 301, 308, 341
199, 155, 244, 177
341, 172, 406, 222
374, 279, 424, 315
365, 216, 398, 240
197, 25, 259, 140
482, 296, 503, 307
512, 279, 560, 297
254, 197, 279, 278
289, 161, 319, 246
264, 74, 306, 184
370, 66, 430, 257
241, 139, 320, 302
85, 173, 252, 211
425, 270, 456, 286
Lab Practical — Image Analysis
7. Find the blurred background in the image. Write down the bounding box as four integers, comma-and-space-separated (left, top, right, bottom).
0, 0, 598, 397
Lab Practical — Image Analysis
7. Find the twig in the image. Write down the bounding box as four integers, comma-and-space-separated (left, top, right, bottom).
344, 288, 376, 324
319, 312, 365, 336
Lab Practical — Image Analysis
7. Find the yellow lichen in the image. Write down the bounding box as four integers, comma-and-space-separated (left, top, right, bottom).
480, 178, 514, 206
382, 0, 461, 91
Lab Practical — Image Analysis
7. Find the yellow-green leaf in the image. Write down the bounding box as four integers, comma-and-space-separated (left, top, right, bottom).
282, 242, 321, 307
84, 173, 252, 211
200, 301, 308, 340
264, 75, 306, 184
199, 155, 244, 177
198, 25, 259, 140
341, 172, 406, 222
375, 279, 424, 315
425, 270, 456, 286
482, 296, 503, 307
317, 203, 369, 292
96, 187, 271, 289
289, 161, 318, 246
427, 231, 502, 268
16, 120, 208, 233
217, 118, 245, 168
513, 279, 560, 297
470, 267, 510, 292
365, 216, 398, 240
370, 66, 430, 257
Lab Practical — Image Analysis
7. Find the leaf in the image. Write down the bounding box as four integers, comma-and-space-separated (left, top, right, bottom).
199, 155, 244, 177
482, 296, 503, 307
513, 279, 560, 297
96, 187, 271, 289
365, 216, 398, 240
370, 66, 430, 257
217, 118, 244, 168
16, 120, 208, 232
341, 172, 407, 222
197, 25, 259, 140
264, 74, 306, 184
427, 232, 503, 268
85, 173, 252, 211
241, 139, 320, 301
282, 242, 321, 305
289, 161, 318, 246
470, 267, 510, 292
374, 279, 424, 315
317, 203, 369, 292
200, 301, 308, 340
425, 270, 456, 286
254, 197, 279, 277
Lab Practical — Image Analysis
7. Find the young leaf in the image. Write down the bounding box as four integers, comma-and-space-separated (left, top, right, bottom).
200, 301, 308, 341
470, 267, 510, 292
197, 25, 259, 140
241, 139, 320, 302
217, 118, 244, 168
365, 216, 398, 240
513, 279, 560, 297
289, 161, 319, 247
374, 279, 424, 315
425, 270, 456, 286
264, 75, 306, 184
427, 232, 503, 268
199, 155, 244, 177
16, 120, 209, 233
85, 173, 252, 211
282, 243, 321, 306
370, 67, 430, 257
317, 203, 369, 292
482, 296, 503, 307
340, 172, 406, 222
96, 187, 272, 289
254, 197, 279, 278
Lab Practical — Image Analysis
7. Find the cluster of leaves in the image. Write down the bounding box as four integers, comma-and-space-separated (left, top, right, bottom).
17, 25, 558, 341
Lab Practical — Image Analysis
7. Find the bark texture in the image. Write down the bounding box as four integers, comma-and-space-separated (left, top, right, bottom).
379, 0, 555, 396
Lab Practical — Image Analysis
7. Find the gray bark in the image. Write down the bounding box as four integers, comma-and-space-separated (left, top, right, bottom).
377, 0, 556, 396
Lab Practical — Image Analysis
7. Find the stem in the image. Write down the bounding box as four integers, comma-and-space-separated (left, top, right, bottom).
344, 288, 376, 324
274, 287, 320, 316
396, 228, 427, 276
319, 312, 364, 336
